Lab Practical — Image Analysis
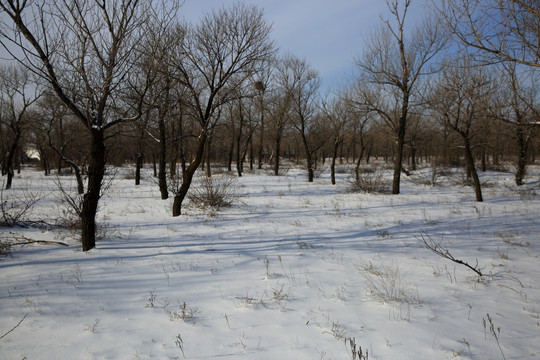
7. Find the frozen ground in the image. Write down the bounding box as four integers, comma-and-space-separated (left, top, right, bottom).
1, 164, 539, 359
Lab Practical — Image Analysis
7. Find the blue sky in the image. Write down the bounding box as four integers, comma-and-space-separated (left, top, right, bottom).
180, 0, 430, 91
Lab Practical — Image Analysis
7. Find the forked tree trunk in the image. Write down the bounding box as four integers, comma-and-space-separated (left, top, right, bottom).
81, 129, 106, 251
172, 130, 207, 217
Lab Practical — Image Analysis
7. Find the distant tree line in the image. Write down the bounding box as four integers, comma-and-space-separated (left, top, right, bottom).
0, 0, 538, 250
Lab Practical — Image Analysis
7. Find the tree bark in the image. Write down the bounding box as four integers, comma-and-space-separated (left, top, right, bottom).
81, 129, 106, 251
258, 97, 265, 170
135, 152, 143, 186
172, 130, 207, 217
158, 115, 168, 199
236, 107, 244, 177
392, 94, 408, 194
331, 138, 340, 185
4, 133, 20, 190
299, 122, 314, 182
462, 135, 483, 202
205, 131, 212, 178
514, 124, 528, 186
274, 133, 282, 176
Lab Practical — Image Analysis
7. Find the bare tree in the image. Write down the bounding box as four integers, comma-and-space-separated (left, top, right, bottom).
0, 0, 162, 251
234, 95, 257, 177
123, 3, 180, 194
434, 0, 540, 68
266, 90, 293, 176
170, 3, 276, 216
37, 93, 87, 194
254, 60, 275, 170
0, 65, 41, 189
341, 82, 374, 182
493, 63, 539, 185
428, 58, 496, 202
321, 96, 354, 185
356, 0, 446, 194
277, 54, 325, 182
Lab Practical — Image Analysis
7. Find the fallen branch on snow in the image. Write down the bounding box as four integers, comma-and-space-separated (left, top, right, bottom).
7, 232, 69, 247
416, 233, 483, 277
0, 313, 28, 340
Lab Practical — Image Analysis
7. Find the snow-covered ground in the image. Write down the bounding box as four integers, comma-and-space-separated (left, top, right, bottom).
1, 164, 539, 359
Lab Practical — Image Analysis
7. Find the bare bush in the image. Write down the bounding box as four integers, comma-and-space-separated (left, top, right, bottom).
54, 178, 83, 231
446, 170, 495, 190
355, 260, 421, 305
0, 237, 12, 258
0, 184, 41, 227
187, 173, 241, 211
409, 165, 443, 187
164, 301, 198, 324
335, 165, 353, 174
346, 166, 391, 194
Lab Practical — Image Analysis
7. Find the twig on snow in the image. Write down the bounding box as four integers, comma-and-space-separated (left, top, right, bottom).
7, 232, 69, 247
416, 233, 483, 277
0, 313, 29, 340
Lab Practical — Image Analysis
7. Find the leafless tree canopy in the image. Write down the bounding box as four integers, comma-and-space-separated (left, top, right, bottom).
0, 0, 539, 250
435, 0, 540, 67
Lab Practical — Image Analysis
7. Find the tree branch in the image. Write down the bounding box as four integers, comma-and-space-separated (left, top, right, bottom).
0, 313, 28, 340
416, 233, 483, 276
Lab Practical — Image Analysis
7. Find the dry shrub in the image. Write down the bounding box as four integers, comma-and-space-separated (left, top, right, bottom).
347, 166, 391, 194
0, 183, 41, 227
0, 238, 12, 258
188, 173, 241, 211
355, 260, 421, 305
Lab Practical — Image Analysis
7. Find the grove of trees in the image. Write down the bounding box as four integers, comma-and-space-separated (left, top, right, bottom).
1, 0, 538, 251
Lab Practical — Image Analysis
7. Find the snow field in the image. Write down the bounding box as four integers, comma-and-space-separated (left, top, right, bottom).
1, 165, 539, 359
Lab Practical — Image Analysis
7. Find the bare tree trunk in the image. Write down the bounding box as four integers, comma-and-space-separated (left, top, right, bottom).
299, 122, 315, 182
249, 137, 254, 170
81, 129, 106, 251
206, 131, 212, 178
4, 135, 19, 190
330, 138, 340, 185
227, 135, 234, 172
515, 124, 528, 186
462, 135, 483, 202
274, 134, 281, 176
258, 97, 265, 170
135, 153, 143, 185
151, 151, 157, 177
158, 115, 168, 199
39, 147, 49, 176
236, 113, 244, 177
172, 130, 207, 216
392, 96, 408, 194
411, 143, 417, 171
